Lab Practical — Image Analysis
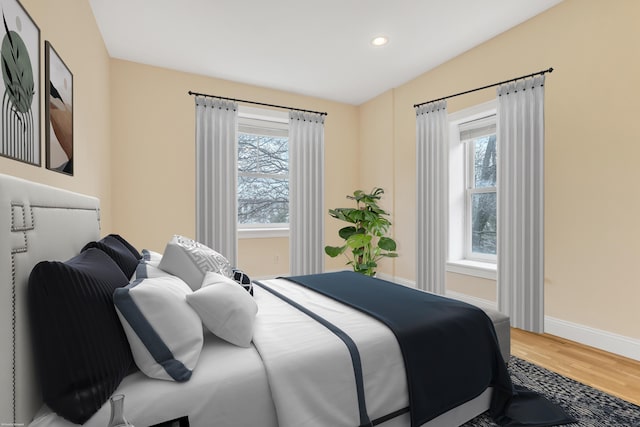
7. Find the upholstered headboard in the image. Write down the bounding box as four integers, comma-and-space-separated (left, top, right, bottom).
0, 174, 101, 425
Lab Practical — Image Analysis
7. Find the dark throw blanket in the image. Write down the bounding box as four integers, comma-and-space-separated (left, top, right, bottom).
286, 271, 575, 427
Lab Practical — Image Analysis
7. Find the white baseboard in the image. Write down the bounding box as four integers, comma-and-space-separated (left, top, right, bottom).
545, 316, 640, 362
377, 273, 640, 362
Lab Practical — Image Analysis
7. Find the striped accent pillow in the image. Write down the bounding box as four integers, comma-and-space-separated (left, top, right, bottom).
28, 248, 134, 424
82, 234, 142, 278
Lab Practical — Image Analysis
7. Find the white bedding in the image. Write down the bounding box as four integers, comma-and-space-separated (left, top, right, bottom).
30, 277, 410, 427
252, 278, 409, 427
30, 278, 491, 427
30, 333, 278, 427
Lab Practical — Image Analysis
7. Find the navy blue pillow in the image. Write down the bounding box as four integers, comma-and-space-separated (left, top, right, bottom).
82, 234, 141, 278
28, 248, 134, 424
111, 234, 142, 260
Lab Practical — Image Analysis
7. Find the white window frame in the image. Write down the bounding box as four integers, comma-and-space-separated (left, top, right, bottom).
447, 100, 497, 279
462, 117, 497, 263
237, 106, 290, 239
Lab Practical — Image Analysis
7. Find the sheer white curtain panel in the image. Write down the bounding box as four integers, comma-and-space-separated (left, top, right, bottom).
497, 75, 545, 332
415, 100, 448, 294
195, 96, 239, 266
289, 111, 325, 275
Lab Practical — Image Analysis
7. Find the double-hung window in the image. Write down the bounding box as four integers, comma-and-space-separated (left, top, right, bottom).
460, 117, 497, 262
237, 106, 289, 238
447, 100, 497, 278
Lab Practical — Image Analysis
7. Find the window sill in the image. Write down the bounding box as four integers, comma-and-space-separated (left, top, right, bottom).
446, 259, 496, 280
238, 227, 289, 239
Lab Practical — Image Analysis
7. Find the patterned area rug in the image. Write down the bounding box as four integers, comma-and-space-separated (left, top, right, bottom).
463, 356, 640, 426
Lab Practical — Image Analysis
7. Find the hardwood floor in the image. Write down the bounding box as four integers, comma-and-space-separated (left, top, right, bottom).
511, 328, 640, 406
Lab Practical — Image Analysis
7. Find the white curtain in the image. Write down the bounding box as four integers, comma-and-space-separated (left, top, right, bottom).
289, 111, 325, 275
195, 96, 238, 266
497, 75, 545, 332
415, 101, 448, 294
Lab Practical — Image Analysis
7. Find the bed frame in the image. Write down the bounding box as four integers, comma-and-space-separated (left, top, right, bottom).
0, 174, 101, 425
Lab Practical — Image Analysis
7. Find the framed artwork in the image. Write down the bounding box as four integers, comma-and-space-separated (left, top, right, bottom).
45, 41, 73, 175
0, 0, 40, 165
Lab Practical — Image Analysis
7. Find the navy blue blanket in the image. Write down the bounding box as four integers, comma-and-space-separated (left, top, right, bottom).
286, 271, 574, 427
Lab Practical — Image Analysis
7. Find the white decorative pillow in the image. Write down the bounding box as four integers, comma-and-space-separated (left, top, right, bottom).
200, 271, 239, 288
158, 235, 233, 291
142, 249, 162, 267
186, 272, 258, 347
113, 275, 203, 381
131, 250, 171, 281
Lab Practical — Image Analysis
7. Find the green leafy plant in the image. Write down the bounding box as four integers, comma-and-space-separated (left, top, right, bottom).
325, 188, 398, 276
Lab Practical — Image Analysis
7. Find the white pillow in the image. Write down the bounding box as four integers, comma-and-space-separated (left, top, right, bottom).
201, 271, 239, 288
158, 235, 233, 291
142, 249, 163, 267
132, 257, 172, 280
113, 275, 203, 381
130, 248, 172, 281
186, 272, 258, 347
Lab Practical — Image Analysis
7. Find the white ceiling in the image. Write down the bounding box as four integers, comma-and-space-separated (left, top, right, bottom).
89, 0, 562, 106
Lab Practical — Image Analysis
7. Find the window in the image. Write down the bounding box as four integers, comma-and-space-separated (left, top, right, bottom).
237, 106, 289, 238
461, 117, 496, 261
447, 100, 497, 279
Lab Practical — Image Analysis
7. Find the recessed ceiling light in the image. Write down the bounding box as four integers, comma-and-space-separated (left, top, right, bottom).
371, 36, 389, 47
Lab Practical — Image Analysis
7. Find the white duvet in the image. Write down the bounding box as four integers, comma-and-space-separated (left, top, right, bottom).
252, 278, 409, 427
29, 278, 490, 427
29, 332, 279, 427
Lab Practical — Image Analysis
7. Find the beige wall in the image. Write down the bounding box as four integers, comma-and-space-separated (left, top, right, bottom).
447, 274, 496, 303
357, 90, 397, 276
4, 0, 114, 232
109, 60, 359, 274
360, 0, 640, 339
238, 238, 289, 278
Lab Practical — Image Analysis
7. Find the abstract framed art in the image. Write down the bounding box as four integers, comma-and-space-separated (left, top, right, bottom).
45, 41, 73, 175
0, 0, 40, 166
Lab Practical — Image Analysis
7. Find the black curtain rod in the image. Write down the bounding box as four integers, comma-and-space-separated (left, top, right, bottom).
188, 91, 328, 116
413, 67, 554, 108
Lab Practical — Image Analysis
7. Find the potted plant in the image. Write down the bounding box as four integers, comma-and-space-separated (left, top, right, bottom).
324, 187, 398, 276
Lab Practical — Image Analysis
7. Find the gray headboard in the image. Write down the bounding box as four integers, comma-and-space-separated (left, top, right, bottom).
0, 174, 101, 425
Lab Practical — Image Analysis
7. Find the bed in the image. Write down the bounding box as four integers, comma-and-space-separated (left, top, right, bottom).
0, 173, 511, 427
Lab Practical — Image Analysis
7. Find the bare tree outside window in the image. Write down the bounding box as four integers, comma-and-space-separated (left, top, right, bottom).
470, 134, 497, 255
237, 132, 289, 224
